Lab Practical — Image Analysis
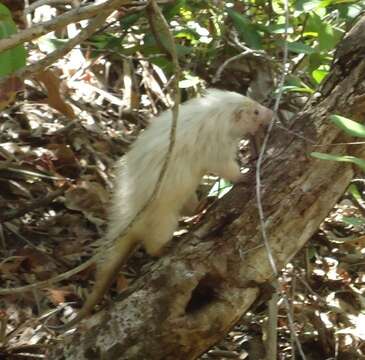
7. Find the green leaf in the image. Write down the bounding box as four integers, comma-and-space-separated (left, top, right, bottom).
276, 40, 315, 54
318, 23, 342, 51
227, 9, 262, 49
318, 0, 333, 8
308, 53, 328, 72
208, 178, 233, 198
143, 34, 193, 57
163, 0, 186, 20
0, 4, 26, 78
175, 29, 199, 42
280, 76, 315, 94
330, 115, 365, 138
281, 85, 314, 94
305, 12, 323, 33
295, 0, 323, 12
89, 33, 122, 51
340, 216, 365, 226
0, 3, 12, 19
149, 56, 173, 72
348, 184, 363, 204
312, 69, 328, 84
343, 4, 363, 18
311, 152, 365, 172
305, 13, 342, 51
332, 0, 362, 4
119, 12, 143, 30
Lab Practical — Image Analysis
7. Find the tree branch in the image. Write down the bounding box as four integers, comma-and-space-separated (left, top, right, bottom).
16, 10, 113, 79
0, 0, 134, 53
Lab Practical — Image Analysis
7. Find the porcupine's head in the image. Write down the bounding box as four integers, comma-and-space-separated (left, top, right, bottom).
230, 96, 273, 138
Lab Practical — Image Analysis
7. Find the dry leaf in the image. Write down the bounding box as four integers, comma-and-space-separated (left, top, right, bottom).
35, 69, 75, 120
0, 76, 23, 111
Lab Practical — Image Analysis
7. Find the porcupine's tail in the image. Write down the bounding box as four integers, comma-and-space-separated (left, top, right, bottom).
59, 234, 137, 331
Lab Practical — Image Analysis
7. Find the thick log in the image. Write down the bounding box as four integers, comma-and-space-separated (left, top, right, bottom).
50, 15, 365, 360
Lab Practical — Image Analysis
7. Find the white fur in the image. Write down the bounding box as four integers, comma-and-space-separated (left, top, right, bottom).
60, 89, 273, 329
106, 88, 273, 255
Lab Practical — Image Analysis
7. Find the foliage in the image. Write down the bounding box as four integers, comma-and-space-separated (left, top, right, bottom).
0, 3, 26, 78
312, 115, 365, 172
330, 114, 365, 138
85, 0, 361, 91
312, 151, 365, 172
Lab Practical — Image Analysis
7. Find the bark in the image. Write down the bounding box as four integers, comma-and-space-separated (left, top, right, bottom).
50, 15, 365, 360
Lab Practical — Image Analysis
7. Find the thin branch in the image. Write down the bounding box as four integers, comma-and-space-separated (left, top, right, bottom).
255, 0, 307, 358
229, 31, 273, 62
312, 141, 365, 147
274, 123, 365, 147
212, 50, 251, 84
212, 32, 274, 84
0, 8, 114, 85
0, 0, 135, 54
256, 11, 287, 285
0, 257, 95, 295
25, 0, 74, 14
0, 184, 68, 222
3, 222, 70, 269
274, 124, 316, 144
265, 281, 279, 360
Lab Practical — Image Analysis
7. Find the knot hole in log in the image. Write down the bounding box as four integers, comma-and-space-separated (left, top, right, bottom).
185, 274, 223, 314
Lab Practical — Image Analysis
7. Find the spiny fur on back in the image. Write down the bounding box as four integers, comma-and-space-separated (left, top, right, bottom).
106, 89, 262, 244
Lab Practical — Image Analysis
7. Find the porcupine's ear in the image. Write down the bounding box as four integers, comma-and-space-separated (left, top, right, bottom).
231, 99, 273, 137
233, 107, 245, 123
230, 103, 255, 137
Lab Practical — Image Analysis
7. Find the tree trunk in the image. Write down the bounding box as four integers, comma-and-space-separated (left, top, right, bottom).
50, 15, 365, 360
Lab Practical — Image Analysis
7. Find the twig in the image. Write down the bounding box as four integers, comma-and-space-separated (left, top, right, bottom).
229, 31, 274, 63
0, 0, 133, 54
4, 222, 41, 250
2, 222, 71, 270
212, 50, 251, 84
265, 280, 279, 360
25, 0, 74, 14
274, 123, 316, 144
0, 224, 5, 249
0, 184, 68, 222
0, 256, 26, 267
213, 32, 273, 84
290, 275, 297, 360
0, 5, 118, 87
0, 312, 8, 346
0, 257, 95, 295
312, 141, 365, 147
255, 0, 307, 358
208, 350, 239, 359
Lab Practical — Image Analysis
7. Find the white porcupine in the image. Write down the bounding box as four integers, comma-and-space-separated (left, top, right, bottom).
59, 89, 273, 330
107, 89, 272, 251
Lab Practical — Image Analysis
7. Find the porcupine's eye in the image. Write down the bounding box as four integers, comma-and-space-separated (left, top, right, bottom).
254, 109, 259, 116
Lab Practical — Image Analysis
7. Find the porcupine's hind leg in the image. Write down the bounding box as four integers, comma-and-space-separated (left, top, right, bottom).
142, 213, 179, 257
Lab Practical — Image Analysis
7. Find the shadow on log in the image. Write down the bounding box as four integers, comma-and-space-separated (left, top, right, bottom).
50, 15, 365, 360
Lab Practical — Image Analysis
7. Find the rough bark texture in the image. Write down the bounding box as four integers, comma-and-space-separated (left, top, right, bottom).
50, 15, 365, 360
